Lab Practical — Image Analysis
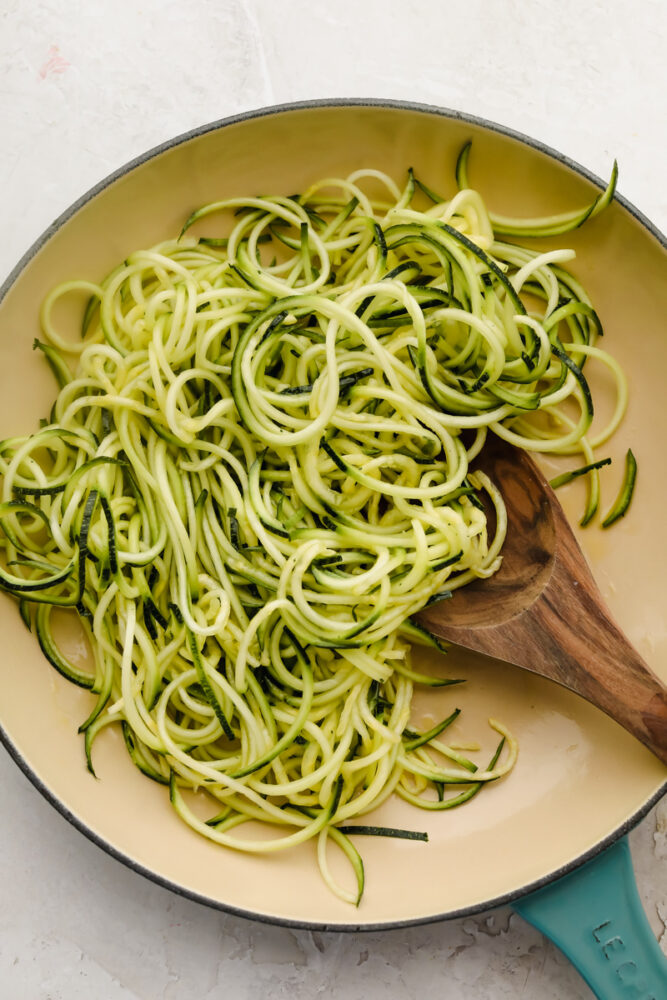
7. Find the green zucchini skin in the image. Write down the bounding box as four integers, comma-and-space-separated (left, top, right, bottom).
602, 449, 637, 527
0, 147, 627, 905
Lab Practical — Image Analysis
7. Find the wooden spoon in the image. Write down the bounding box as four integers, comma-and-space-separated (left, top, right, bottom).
415, 436, 667, 765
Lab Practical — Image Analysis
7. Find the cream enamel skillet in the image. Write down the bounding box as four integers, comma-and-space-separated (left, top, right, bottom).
0, 103, 665, 955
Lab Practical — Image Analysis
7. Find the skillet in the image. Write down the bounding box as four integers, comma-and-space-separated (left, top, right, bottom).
0, 100, 665, 995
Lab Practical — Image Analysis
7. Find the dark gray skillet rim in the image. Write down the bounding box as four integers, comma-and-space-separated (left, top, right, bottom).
0, 98, 665, 933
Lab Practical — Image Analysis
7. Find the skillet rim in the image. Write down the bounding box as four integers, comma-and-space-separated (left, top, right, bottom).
1, 96, 665, 931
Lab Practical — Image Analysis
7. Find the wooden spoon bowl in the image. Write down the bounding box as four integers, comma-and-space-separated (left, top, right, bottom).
416, 435, 667, 764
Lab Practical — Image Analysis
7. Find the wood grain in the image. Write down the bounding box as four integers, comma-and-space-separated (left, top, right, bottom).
416, 436, 667, 765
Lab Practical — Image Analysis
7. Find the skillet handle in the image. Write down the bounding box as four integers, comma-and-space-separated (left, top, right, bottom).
512, 838, 667, 999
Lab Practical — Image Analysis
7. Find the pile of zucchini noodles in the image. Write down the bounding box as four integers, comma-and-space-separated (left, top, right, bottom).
0, 145, 627, 903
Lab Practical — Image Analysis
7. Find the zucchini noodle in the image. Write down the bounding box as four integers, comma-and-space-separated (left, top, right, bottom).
0, 150, 626, 904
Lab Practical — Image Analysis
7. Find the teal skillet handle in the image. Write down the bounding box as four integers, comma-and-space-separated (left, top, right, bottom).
512, 838, 666, 999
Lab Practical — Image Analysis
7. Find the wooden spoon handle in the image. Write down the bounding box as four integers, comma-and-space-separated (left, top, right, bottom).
534, 473, 667, 764
423, 592, 667, 764
533, 591, 667, 764
423, 599, 667, 765
531, 583, 667, 765
419, 494, 667, 765
416, 437, 667, 765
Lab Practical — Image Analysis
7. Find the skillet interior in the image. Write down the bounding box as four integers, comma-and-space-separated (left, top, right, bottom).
0, 101, 665, 928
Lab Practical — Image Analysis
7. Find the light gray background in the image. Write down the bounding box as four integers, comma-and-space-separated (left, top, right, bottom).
0, 2, 665, 997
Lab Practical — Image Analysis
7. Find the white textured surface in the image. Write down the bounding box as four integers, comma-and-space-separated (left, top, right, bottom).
0, 2, 665, 997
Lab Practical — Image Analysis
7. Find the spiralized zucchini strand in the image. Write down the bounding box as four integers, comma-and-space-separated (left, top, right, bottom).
0, 151, 627, 904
